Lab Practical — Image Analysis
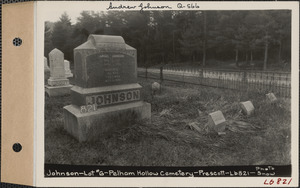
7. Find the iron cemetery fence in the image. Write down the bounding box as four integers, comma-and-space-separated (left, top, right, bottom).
137, 67, 291, 98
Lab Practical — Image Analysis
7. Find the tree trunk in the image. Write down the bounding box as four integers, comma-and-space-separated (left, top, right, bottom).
278, 40, 282, 63
172, 31, 175, 62
202, 11, 207, 67
264, 41, 268, 70
202, 43, 206, 66
192, 52, 195, 63
235, 49, 239, 67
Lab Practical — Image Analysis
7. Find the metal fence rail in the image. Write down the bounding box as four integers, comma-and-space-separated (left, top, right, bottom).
137, 67, 291, 98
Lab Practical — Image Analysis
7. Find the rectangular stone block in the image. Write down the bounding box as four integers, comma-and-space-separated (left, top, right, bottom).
240, 101, 255, 116
71, 83, 142, 108
63, 101, 151, 142
45, 85, 73, 97
47, 78, 69, 87
49, 48, 66, 79
208, 110, 226, 135
73, 35, 137, 88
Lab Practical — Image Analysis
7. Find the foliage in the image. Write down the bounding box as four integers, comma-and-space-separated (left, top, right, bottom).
44, 10, 291, 70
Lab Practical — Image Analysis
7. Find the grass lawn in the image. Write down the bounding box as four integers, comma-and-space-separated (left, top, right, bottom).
45, 78, 291, 166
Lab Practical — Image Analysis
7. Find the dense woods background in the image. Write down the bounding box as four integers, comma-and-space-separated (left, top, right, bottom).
45, 10, 291, 71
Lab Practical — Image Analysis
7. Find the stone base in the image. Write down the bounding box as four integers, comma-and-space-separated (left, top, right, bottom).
71, 83, 142, 107
48, 78, 69, 87
45, 85, 73, 97
63, 101, 151, 142
66, 73, 73, 78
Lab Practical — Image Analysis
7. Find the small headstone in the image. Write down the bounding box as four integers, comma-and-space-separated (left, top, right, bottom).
152, 82, 160, 95
44, 57, 50, 72
240, 101, 255, 116
64, 60, 73, 78
208, 110, 226, 135
266, 93, 277, 103
45, 48, 72, 97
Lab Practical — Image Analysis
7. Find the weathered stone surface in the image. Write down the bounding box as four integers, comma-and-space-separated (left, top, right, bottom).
266, 93, 277, 103
63, 101, 151, 142
240, 101, 255, 116
44, 57, 50, 72
63, 35, 151, 142
45, 85, 73, 97
189, 122, 201, 133
44, 57, 50, 81
152, 82, 160, 95
48, 78, 69, 87
45, 49, 72, 96
71, 83, 142, 108
73, 35, 137, 88
208, 111, 226, 135
64, 60, 73, 78
49, 48, 65, 79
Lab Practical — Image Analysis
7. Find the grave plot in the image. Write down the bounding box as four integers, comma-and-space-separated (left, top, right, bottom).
45, 77, 291, 166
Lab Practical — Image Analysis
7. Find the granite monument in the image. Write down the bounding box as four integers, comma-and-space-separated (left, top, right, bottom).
63, 35, 151, 142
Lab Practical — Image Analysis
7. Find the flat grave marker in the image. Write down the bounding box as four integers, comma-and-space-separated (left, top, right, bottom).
208, 110, 226, 135
266, 93, 277, 103
240, 101, 255, 116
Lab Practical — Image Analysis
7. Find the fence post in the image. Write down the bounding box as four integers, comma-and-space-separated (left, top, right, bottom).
243, 71, 247, 92
160, 66, 163, 83
145, 67, 148, 80
285, 74, 288, 97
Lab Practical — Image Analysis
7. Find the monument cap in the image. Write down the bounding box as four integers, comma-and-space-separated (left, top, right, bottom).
75, 35, 126, 51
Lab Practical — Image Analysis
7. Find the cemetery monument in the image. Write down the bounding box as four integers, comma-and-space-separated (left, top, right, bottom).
63, 35, 151, 142
45, 48, 73, 97
64, 60, 73, 78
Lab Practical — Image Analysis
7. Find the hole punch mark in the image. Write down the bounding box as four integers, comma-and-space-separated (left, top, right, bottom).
13, 37, 22, 46
13, 143, 22, 152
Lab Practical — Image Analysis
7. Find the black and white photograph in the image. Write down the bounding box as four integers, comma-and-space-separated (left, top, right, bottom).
37, 1, 298, 187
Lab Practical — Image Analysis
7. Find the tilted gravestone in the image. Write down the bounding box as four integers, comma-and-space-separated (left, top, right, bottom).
266, 93, 277, 103
64, 60, 73, 78
208, 110, 226, 135
240, 101, 255, 116
45, 48, 72, 97
63, 35, 151, 142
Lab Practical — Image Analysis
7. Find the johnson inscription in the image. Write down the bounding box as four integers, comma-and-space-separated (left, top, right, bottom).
86, 90, 140, 107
